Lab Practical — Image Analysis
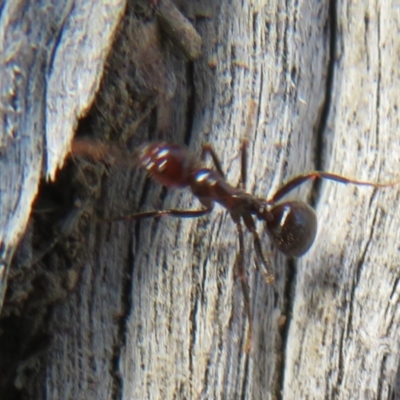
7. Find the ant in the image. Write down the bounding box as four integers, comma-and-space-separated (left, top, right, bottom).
72, 137, 399, 351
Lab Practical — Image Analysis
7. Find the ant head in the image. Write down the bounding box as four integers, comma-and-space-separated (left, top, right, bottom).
134, 142, 195, 188
265, 201, 317, 257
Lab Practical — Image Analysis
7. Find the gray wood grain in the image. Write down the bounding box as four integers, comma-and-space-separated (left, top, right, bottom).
2, 0, 400, 399
284, 1, 400, 398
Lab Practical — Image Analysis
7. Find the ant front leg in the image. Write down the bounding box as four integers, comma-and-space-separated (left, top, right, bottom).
201, 143, 225, 178
107, 206, 213, 222
201, 140, 250, 189
269, 171, 400, 204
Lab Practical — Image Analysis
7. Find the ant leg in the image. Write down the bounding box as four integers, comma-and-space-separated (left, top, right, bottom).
252, 230, 275, 284
242, 214, 275, 284
269, 171, 400, 204
71, 138, 134, 168
201, 136, 250, 189
106, 206, 213, 221
201, 144, 225, 178
234, 219, 253, 352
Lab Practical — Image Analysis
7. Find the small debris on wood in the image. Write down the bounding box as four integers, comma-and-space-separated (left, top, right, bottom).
156, 0, 202, 60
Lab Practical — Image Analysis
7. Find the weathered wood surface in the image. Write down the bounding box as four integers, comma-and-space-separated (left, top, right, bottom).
0, 0, 125, 309
2, 0, 400, 399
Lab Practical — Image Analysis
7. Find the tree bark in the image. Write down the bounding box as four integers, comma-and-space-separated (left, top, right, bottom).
2, 0, 400, 399
0, 0, 124, 308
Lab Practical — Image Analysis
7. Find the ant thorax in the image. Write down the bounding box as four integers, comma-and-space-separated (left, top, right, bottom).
190, 168, 250, 210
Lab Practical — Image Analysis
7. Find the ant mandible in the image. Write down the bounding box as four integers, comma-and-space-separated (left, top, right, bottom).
93, 138, 398, 351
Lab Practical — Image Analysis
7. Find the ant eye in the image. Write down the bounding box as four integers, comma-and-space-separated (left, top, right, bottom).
266, 201, 317, 257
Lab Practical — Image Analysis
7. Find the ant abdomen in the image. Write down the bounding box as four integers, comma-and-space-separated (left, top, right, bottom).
266, 201, 317, 257
135, 142, 196, 188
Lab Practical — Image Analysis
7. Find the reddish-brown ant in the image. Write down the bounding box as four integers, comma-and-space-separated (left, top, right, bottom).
73, 137, 398, 351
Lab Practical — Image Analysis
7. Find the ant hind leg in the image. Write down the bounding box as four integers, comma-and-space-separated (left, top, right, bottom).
242, 214, 275, 284
269, 171, 400, 204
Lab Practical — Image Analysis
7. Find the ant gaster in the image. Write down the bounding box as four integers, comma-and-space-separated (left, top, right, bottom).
71, 136, 399, 350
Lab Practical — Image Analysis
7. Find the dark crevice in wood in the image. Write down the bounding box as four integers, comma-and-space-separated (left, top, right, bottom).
377, 354, 387, 400
240, 353, 251, 400
158, 185, 170, 205
325, 375, 333, 400
111, 233, 135, 400
0, 2, 5, 20
202, 352, 212, 399
276, 257, 296, 400
256, 71, 263, 123
184, 61, 196, 146
165, 253, 174, 336
0, 158, 94, 397
346, 205, 379, 341
312, 0, 337, 204
298, 319, 307, 370
251, 8, 258, 54
46, 3, 75, 77
279, 2, 291, 179
136, 177, 153, 214
374, 7, 382, 170
229, 44, 237, 110
147, 107, 159, 141
390, 359, 400, 399
282, 0, 289, 106
188, 260, 200, 386
335, 323, 346, 395
389, 275, 400, 303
